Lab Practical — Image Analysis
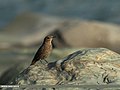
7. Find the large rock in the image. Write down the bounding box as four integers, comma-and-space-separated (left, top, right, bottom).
1, 13, 120, 54
8, 48, 120, 90
52, 21, 120, 54
0, 63, 26, 85
0, 48, 77, 85
0, 13, 62, 48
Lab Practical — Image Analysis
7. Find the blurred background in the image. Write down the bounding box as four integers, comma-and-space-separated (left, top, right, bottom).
0, 0, 120, 84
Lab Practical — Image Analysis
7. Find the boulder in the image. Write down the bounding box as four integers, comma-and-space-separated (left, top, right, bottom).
0, 63, 26, 85
1, 13, 120, 54
8, 48, 120, 90
52, 20, 120, 54
0, 13, 62, 48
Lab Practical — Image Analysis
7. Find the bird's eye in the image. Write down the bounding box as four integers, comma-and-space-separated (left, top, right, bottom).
46, 37, 50, 39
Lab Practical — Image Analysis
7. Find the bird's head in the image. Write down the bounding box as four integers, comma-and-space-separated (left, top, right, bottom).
44, 35, 55, 43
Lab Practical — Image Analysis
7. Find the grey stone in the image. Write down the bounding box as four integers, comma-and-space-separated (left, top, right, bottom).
1, 13, 120, 54
7, 48, 120, 90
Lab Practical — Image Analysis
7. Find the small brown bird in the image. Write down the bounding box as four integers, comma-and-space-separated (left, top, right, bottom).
30, 35, 54, 65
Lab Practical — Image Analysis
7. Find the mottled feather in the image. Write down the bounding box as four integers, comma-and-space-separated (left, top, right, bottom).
30, 35, 53, 65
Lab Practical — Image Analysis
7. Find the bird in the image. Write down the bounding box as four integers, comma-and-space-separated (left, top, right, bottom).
30, 35, 54, 65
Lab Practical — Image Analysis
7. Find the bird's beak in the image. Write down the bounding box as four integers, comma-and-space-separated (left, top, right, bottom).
52, 36, 56, 38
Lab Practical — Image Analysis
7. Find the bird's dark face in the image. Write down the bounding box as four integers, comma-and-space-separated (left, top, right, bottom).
44, 35, 54, 42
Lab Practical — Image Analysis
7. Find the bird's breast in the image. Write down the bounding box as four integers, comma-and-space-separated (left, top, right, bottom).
40, 44, 52, 58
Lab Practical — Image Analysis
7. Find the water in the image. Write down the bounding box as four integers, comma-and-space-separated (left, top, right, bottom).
1, 0, 120, 28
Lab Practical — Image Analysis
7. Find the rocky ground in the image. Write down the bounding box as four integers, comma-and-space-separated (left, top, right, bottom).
0, 13, 120, 89
0, 48, 79, 84
1, 1, 120, 90
2, 48, 120, 90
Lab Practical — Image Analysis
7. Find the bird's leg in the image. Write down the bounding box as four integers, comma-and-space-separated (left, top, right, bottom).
44, 59, 48, 63
39, 60, 44, 64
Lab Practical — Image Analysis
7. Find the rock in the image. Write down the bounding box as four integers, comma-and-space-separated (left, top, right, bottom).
0, 63, 26, 85
52, 20, 120, 53
0, 13, 62, 48
1, 13, 120, 54
8, 48, 120, 90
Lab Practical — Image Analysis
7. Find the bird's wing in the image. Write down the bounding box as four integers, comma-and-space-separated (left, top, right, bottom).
32, 46, 44, 61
